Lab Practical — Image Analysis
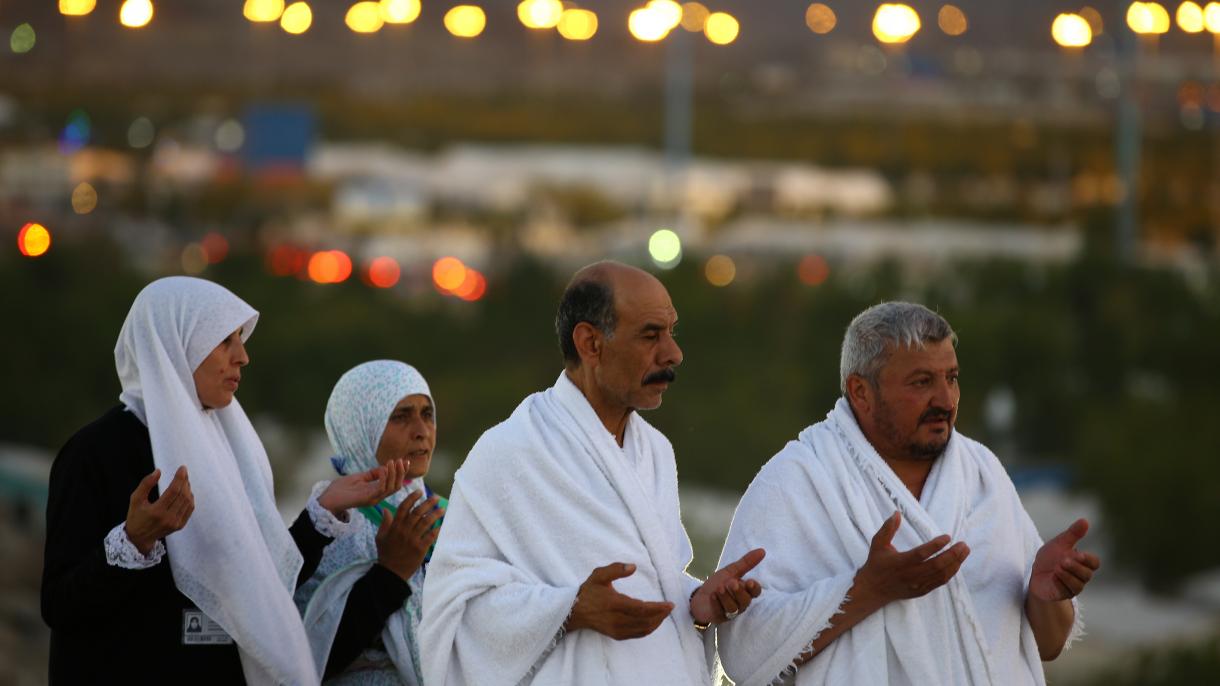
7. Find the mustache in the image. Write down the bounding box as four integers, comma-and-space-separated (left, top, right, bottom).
920, 408, 952, 424
643, 368, 677, 385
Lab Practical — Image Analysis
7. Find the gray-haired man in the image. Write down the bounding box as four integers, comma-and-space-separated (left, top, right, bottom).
715, 302, 1100, 686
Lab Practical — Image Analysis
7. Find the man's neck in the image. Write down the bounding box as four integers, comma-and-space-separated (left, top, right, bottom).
879, 457, 934, 501
564, 368, 630, 447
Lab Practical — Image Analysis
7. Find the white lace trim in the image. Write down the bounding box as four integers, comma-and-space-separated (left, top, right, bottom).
104, 522, 166, 569
307, 480, 355, 539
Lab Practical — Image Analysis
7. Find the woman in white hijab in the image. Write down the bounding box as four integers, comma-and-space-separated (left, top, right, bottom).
296, 360, 446, 685
41, 277, 404, 685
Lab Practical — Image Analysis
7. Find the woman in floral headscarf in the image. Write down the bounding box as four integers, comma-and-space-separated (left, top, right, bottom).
297, 360, 447, 685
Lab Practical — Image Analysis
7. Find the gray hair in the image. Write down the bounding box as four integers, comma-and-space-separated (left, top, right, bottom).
839, 302, 957, 394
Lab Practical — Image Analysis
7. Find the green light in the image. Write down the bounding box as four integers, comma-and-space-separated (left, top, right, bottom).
10, 24, 35, 54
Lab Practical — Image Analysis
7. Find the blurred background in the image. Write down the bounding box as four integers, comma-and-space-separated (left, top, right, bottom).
3, 0, 1220, 683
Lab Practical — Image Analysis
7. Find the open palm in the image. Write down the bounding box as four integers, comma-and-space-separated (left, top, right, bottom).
1030, 518, 1101, 601
317, 459, 407, 515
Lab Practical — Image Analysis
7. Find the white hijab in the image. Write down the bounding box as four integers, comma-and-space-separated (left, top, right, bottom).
115, 276, 318, 685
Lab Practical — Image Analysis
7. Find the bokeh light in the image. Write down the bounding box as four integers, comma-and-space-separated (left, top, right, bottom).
444, 5, 486, 38
128, 117, 155, 148
680, 2, 709, 31
181, 243, 207, 274
329, 250, 353, 283
366, 256, 401, 288
1080, 6, 1104, 34
10, 24, 36, 54
452, 268, 487, 301
648, 0, 684, 32
648, 229, 682, 267
381, 0, 421, 24
201, 233, 230, 264
1178, 1, 1205, 31
704, 12, 739, 45
71, 183, 98, 214
629, 7, 670, 41
873, 4, 920, 44
17, 223, 51, 258
937, 4, 967, 36
797, 254, 830, 286
60, 109, 91, 155
558, 8, 598, 40
243, 0, 284, 22
267, 244, 309, 276
308, 250, 353, 284
59, 0, 97, 17
518, 0, 563, 29
346, 1, 385, 33
215, 119, 245, 152
280, 2, 313, 33
120, 0, 154, 28
1127, 2, 1170, 34
805, 4, 836, 34
1052, 13, 1093, 47
705, 255, 736, 287
432, 257, 468, 291
1206, 2, 1220, 31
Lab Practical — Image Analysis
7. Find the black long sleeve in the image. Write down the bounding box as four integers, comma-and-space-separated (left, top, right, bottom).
41, 407, 169, 629
323, 563, 411, 679
42, 406, 245, 684
289, 508, 333, 587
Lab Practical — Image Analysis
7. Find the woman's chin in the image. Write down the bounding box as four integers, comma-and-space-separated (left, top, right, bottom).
405, 455, 431, 479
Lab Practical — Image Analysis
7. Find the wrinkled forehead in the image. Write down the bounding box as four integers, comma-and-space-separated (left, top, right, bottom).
612, 271, 677, 326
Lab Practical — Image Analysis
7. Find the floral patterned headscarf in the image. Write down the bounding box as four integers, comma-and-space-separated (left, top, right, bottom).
323, 360, 433, 476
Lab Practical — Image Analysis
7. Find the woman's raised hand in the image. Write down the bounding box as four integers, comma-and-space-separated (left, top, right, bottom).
317, 458, 408, 517
375, 491, 444, 580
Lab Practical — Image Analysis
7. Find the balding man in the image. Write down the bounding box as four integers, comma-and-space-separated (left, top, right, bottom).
421, 261, 764, 686
715, 302, 1100, 686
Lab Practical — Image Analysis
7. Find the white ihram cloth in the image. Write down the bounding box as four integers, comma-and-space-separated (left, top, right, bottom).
420, 372, 712, 686
115, 276, 317, 685
716, 398, 1081, 686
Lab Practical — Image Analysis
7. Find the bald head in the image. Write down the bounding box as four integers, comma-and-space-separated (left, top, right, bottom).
555, 261, 667, 366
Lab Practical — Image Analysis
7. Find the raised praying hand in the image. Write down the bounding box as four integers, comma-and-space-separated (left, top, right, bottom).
318, 458, 409, 517
854, 512, 970, 606
125, 466, 194, 555
690, 548, 765, 626
376, 490, 444, 581
1029, 518, 1101, 602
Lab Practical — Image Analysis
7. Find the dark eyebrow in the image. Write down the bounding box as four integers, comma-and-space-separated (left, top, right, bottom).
904, 366, 959, 380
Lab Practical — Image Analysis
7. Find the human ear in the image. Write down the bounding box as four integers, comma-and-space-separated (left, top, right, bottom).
571, 322, 602, 365
846, 375, 872, 416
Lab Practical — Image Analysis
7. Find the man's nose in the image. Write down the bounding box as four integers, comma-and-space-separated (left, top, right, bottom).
662, 334, 683, 368
932, 377, 955, 409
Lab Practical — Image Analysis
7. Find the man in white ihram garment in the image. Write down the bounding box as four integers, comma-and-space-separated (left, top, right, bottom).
716, 302, 1101, 686
421, 261, 766, 686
